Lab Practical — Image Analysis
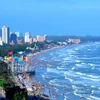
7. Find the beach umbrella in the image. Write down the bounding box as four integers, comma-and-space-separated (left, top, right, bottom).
23, 57, 27, 61
7, 57, 13, 61
8, 51, 13, 55
14, 57, 18, 62
18, 57, 23, 62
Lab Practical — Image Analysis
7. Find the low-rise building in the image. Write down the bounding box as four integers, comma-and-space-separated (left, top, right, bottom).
29, 38, 33, 44
17, 39, 23, 45
33, 35, 46, 42
36, 35, 46, 42
33, 38, 37, 42
67, 38, 81, 44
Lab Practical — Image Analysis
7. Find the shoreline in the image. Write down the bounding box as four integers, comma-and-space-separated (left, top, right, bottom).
30, 43, 82, 58
24, 44, 82, 99
3, 44, 79, 99
27, 44, 80, 60
1, 42, 100, 99
26, 45, 66, 98
6, 44, 79, 99
18, 45, 65, 99
29, 45, 64, 58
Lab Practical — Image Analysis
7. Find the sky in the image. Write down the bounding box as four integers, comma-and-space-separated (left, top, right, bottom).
0, 0, 100, 36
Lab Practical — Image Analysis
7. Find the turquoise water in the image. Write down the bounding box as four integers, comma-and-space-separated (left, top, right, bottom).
31, 42, 100, 100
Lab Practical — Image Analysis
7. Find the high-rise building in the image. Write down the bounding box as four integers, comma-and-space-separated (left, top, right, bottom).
15, 32, 20, 38
24, 32, 30, 43
2, 26, 10, 44
10, 33, 17, 44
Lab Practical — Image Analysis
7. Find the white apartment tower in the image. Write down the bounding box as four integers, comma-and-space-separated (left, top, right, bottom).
24, 32, 30, 42
2, 26, 10, 44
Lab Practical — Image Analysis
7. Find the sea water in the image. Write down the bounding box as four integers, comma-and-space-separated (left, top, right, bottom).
31, 42, 100, 100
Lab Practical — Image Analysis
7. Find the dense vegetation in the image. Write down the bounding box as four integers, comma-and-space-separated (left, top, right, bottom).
5, 86, 27, 100
0, 61, 28, 100
0, 42, 44, 57
0, 61, 13, 86
1, 36, 100, 57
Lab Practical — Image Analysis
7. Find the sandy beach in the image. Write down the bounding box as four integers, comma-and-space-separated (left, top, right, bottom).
24, 45, 64, 99
30, 45, 64, 57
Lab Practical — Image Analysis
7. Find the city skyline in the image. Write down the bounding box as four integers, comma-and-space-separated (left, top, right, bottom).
0, 26, 46, 45
0, 0, 100, 36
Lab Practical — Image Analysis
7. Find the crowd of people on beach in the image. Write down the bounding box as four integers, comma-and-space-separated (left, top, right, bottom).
12, 46, 65, 100
16, 71, 59, 100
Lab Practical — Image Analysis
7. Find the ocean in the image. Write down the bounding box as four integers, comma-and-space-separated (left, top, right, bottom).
30, 42, 100, 100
